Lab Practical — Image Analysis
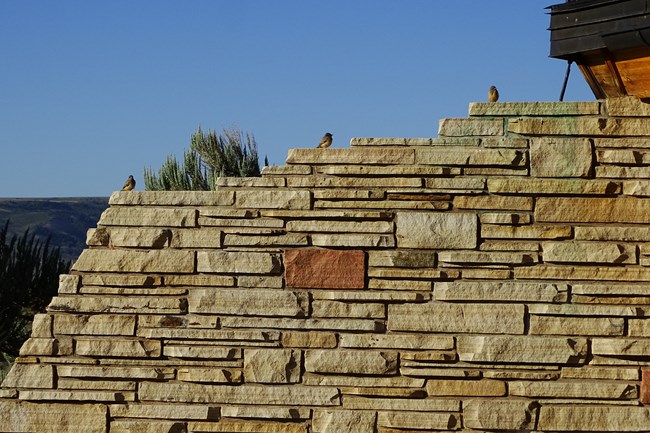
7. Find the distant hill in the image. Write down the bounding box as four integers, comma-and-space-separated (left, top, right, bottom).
0, 197, 109, 263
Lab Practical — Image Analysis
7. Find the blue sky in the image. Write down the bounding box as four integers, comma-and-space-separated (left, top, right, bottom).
0, 1, 593, 197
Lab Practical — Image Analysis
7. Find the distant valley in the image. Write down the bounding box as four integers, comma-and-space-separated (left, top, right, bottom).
0, 197, 109, 263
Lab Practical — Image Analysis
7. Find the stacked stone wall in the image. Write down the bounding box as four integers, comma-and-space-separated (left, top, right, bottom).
3, 97, 650, 431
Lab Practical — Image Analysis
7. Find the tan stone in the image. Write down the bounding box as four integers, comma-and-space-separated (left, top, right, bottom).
529, 137, 593, 177
312, 188, 384, 199
343, 396, 459, 412
597, 165, 650, 178
593, 338, 650, 357
628, 319, 650, 336
317, 164, 454, 176
58, 274, 81, 294
597, 148, 650, 164
0, 400, 107, 433
169, 228, 222, 248
109, 403, 216, 420
177, 367, 242, 384
530, 316, 624, 336
59, 378, 136, 391
463, 399, 538, 431
163, 345, 241, 359
281, 332, 337, 348
528, 303, 646, 317
480, 212, 531, 225
536, 197, 650, 223
72, 249, 195, 273
223, 233, 309, 247
188, 420, 307, 433
137, 328, 279, 342
313, 289, 430, 302
165, 274, 234, 286
312, 409, 376, 433
198, 217, 283, 228
561, 366, 640, 380
262, 164, 312, 175
367, 250, 435, 268
510, 380, 636, 399
110, 420, 186, 433
1, 363, 54, 388
480, 240, 540, 251
188, 288, 307, 317
197, 251, 281, 274
104, 227, 171, 248
396, 211, 477, 249
470, 101, 599, 116
488, 177, 619, 194
435, 281, 567, 302
438, 117, 504, 136
58, 365, 174, 380
454, 195, 533, 211
285, 249, 365, 289
221, 316, 381, 332
311, 233, 395, 248
109, 190, 233, 206
606, 95, 650, 116
216, 176, 286, 187
220, 406, 310, 420
98, 206, 197, 227
594, 137, 650, 148
388, 302, 524, 334
424, 177, 486, 192
48, 296, 186, 314
510, 116, 650, 136
339, 334, 453, 350
457, 335, 588, 364
481, 224, 572, 239
349, 137, 442, 146
517, 265, 650, 282
312, 301, 384, 319
305, 350, 397, 375
75, 337, 161, 358
415, 148, 525, 166
139, 382, 340, 405
377, 411, 459, 430
80, 274, 161, 287
244, 349, 301, 383
236, 275, 283, 288
30, 313, 52, 337
19, 337, 69, 356
235, 189, 311, 210
438, 251, 537, 265
425, 379, 505, 396
538, 405, 650, 431
543, 241, 636, 264
286, 147, 414, 165
302, 373, 423, 388
288, 175, 422, 189
286, 220, 392, 233
53, 314, 136, 336
368, 279, 432, 291
20, 389, 135, 402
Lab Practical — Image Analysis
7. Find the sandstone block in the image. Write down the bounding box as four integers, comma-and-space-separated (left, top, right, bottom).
303, 373, 424, 388
530, 316, 624, 336
31, 314, 52, 337
388, 302, 524, 334
188, 420, 307, 433
457, 335, 588, 364
643, 369, 650, 404
438, 117, 504, 136
19, 337, 69, 356
343, 396, 459, 412
454, 194, 533, 211
177, 367, 242, 384
312, 300, 384, 319
220, 406, 310, 420
286, 147, 415, 165
488, 177, 619, 195
102, 227, 171, 248
424, 177, 486, 192
377, 411, 459, 430
537, 197, 650, 223
109, 403, 216, 420
592, 338, 650, 357
58, 274, 80, 294
438, 251, 537, 265
81, 274, 161, 287
312, 409, 376, 433
75, 337, 161, 358
188, 288, 307, 317
109, 190, 233, 206
170, 228, 222, 248
1, 364, 54, 388
339, 334, 453, 350
509, 380, 636, 399
463, 399, 538, 431
223, 233, 308, 247
561, 366, 639, 381
311, 233, 395, 248
435, 281, 567, 302
221, 316, 381, 332
53, 314, 136, 336
482, 224, 572, 240
48, 296, 186, 314
606, 96, 650, 116
262, 164, 312, 175
510, 116, 650, 136
163, 345, 241, 359
543, 241, 636, 264
110, 420, 186, 433
469, 101, 600, 116
530, 137, 593, 177
285, 249, 365, 289
281, 332, 337, 348
538, 405, 650, 431
197, 251, 281, 274
288, 175, 422, 188
216, 176, 286, 187
72, 249, 195, 273
0, 401, 107, 433
165, 274, 234, 286
235, 189, 311, 210
305, 350, 397, 375
99, 206, 197, 227
516, 265, 650, 282
244, 348, 301, 383
529, 303, 646, 317
286, 220, 392, 233
139, 382, 340, 406
396, 211, 477, 249
57, 365, 175, 380
415, 148, 524, 166
426, 379, 506, 396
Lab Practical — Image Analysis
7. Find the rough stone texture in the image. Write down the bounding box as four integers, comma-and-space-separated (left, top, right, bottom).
396, 211, 477, 249
7, 99, 650, 432
285, 249, 365, 289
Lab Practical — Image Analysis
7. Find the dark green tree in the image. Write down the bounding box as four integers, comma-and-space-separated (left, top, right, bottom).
144, 127, 262, 191
0, 221, 70, 379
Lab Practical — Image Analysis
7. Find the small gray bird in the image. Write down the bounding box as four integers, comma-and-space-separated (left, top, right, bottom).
488, 85, 499, 102
317, 132, 333, 148
121, 175, 135, 191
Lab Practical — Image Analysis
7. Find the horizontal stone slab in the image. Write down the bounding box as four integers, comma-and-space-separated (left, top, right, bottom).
109, 191, 233, 206
221, 316, 382, 332
53, 314, 136, 336
388, 302, 524, 334
99, 207, 197, 227
457, 335, 588, 364
223, 233, 309, 247
343, 396, 458, 412
538, 405, 650, 431
188, 288, 308, 317
75, 337, 161, 358
0, 401, 107, 433
312, 301, 384, 319
169, 228, 222, 248
289, 177, 422, 189
197, 251, 281, 274
109, 403, 215, 420
286, 147, 415, 165
435, 281, 567, 303
20, 390, 135, 402
426, 379, 506, 396
516, 265, 650, 282
187, 420, 307, 433
488, 178, 620, 195
137, 328, 279, 342
163, 345, 241, 359
530, 137, 593, 178
286, 220, 392, 233
311, 233, 395, 248
561, 366, 640, 380
530, 316, 624, 336
415, 148, 525, 166
424, 177, 486, 192
437, 251, 537, 265
72, 249, 195, 273
339, 334, 453, 350
592, 338, 650, 357
313, 290, 430, 303
315, 199, 449, 211
312, 409, 376, 433
244, 348, 301, 384
481, 225, 572, 239
1, 364, 54, 388
235, 189, 311, 210
220, 406, 311, 420
454, 194, 533, 211
305, 349, 397, 375
377, 411, 459, 430
164, 274, 234, 286
510, 380, 636, 399
510, 116, 650, 136
139, 382, 340, 406
317, 165, 456, 177
536, 197, 650, 223
469, 101, 600, 116
396, 211, 477, 249
262, 164, 312, 175
48, 296, 186, 314
464, 399, 538, 431
576, 226, 650, 241
529, 303, 646, 317
58, 365, 174, 380
350, 137, 450, 146
438, 117, 504, 136
543, 241, 636, 264
216, 176, 286, 187
281, 332, 337, 349
285, 249, 365, 289
303, 373, 424, 388
367, 250, 436, 268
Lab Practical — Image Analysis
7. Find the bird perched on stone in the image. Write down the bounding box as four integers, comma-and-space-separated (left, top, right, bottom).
488, 85, 499, 102
317, 132, 333, 148
121, 175, 135, 191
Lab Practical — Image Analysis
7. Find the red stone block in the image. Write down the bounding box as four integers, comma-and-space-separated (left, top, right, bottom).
641, 368, 650, 405
285, 249, 366, 289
